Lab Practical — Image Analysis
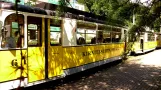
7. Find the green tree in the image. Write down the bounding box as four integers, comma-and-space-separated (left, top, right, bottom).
25, 0, 37, 6
77, 0, 161, 31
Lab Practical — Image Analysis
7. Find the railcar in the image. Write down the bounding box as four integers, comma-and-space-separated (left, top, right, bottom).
130, 31, 158, 55
156, 33, 161, 48
0, 1, 127, 89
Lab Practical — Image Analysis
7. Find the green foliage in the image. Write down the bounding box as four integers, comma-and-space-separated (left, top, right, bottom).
77, 0, 161, 33
15, 0, 161, 33
77, 0, 95, 12
77, 21, 96, 29
24, 0, 37, 6
152, 18, 161, 32
78, 0, 132, 26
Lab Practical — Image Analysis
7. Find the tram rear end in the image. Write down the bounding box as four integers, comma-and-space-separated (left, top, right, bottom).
0, 7, 28, 90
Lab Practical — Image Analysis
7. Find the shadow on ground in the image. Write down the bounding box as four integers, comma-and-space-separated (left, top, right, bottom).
25, 58, 161, 90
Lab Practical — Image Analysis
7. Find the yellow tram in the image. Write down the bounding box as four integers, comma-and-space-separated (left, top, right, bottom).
0, 1, 126, 89
130, 31, 158, 54
156, 33, 161, 48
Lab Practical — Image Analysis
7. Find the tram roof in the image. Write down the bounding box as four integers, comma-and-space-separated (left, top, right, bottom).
0, 1, 106, 23
0, 1, 126, 28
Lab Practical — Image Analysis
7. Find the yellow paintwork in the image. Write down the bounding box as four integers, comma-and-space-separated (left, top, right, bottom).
48, 46, 63, 77
131, 42, 141, 51
0, 50, 27, 82
131, 41, 157, 52
48, 43, 124, 78
144, 41, 157, 50
0, 18, 125, 83
28, 18, 45, 82
157, 40, 161, 48
62, 43, 124, 69
28, 47, 45, 82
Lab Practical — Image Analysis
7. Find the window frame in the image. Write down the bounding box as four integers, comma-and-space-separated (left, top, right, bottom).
50, 26, 61, 46
0, 13, 26, 50
147, 33, 155, 41
50, 19, 62, 46
111, 31, 122, 43
102, 31, 112, 43
27, 16, 42, 47
76, 28, 96, 45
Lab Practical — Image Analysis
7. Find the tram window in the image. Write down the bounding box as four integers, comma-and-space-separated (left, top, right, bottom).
148, 33, 155, 41
76, 29, 96, 45
50, 26, 61, 45
97, 31, 103, 43
103, 32, 111, 43
28, 24, 41, 46
50, 19, 61, 46
111, 32, 121, 42
111, 27, 122, 42
86, 30, 96, 44
77, 29, 85, 45
27, 16, 42, 46
1, 14, 25, 49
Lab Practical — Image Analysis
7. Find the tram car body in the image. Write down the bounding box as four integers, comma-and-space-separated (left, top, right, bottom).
0, 1, 126, 89
130, 31, 158, 55
156, 33, 161, 48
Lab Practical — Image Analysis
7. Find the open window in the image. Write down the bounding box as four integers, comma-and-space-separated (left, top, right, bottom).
148, 33, 155, 41
103, 31, 111, 43
77, 21, 96, 45
97, 24, 112, 44
111, 27, 121, 42
1, 14, 25, 49
27, 16, 42, 46
97, 30, 103, 43
76, 28, 85, 45
76, 28, 96, 45
50, 19, 62, 46
86, 29, 96, 44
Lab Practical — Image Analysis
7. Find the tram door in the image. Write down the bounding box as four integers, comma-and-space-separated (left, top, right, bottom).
27, 16, 45, 82
140, 39, 144, 52
47, 19, 63, 78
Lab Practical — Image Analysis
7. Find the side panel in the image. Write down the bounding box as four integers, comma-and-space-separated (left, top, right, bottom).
48, 46, 63, 77
132, 41, 157, 53
157, 40, 161, 48
63, 43, 124, 69
157, 35, 161, 48
28, 18, 45, 82
0, 50, 27, 82
144, 41, 157, 50
131, 42, 141, 52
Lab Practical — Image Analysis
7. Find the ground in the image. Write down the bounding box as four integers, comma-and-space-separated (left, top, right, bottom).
33, 49, 161, 90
